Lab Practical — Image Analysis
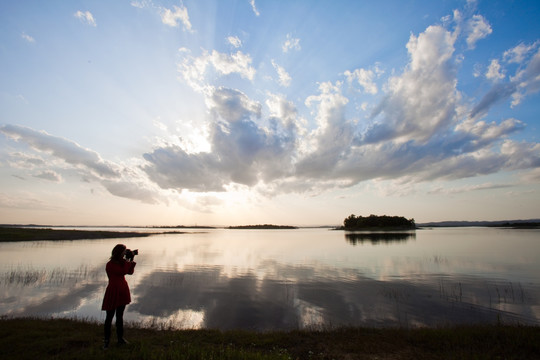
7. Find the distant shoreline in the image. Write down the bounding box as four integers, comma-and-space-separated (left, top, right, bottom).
1, 219, 539, 242
0, 227, 185, 242
227, 224, 298, 229
3, 217, 540, 230
417, 220, 540, 228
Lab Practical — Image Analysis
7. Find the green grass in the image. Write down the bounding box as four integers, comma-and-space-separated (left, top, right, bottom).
1, 318, 539, 359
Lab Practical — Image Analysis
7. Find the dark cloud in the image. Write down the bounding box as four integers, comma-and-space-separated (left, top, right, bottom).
101, 179, 161, 204
470, 82, 517, 119
472, 48, 540, 118
143, 146, 225, 192
143, 87, 298, 191
33, 170, 62, 182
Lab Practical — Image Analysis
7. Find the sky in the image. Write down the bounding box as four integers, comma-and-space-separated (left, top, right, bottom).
1, 0, 540, 226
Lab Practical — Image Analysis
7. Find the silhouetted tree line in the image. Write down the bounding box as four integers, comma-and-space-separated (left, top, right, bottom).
342, 214, 415, 230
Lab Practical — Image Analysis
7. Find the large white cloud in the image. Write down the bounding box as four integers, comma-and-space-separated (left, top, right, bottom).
0, 125, 162, 204
1, 125, 119, 178
140, 9, 540, 196
365, 24, 459, 145
295, 81, 353, 178
3, 6, 540, 206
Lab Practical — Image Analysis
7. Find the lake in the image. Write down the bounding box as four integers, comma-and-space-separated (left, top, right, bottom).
1, 227, 539, 330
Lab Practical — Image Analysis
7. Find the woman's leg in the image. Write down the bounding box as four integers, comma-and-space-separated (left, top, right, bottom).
115, 305, 126, 343
104, 309, 115, 347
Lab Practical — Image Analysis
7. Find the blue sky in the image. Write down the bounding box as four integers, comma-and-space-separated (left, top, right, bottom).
1, 0, 539, 226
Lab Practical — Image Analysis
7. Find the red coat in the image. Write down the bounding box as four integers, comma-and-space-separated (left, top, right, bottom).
101, 260, 136, 311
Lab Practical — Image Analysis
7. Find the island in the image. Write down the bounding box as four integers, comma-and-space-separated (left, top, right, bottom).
337, 214, 416, 231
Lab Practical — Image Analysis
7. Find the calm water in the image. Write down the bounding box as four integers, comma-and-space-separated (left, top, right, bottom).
1, 227, 539, 330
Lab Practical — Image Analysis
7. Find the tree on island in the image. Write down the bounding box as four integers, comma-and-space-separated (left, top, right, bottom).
341, 214, 415, 230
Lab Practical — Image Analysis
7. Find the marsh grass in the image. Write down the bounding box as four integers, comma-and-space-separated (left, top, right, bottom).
1, 318, 539, 359
0, 227, 182, 242
2, 265, 100, 287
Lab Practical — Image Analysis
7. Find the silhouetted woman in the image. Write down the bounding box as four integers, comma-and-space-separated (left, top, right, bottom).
102, 244, 136, 349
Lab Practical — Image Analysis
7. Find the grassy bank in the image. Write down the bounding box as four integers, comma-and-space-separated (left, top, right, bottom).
1, 318, 539, 359
0, 227, 183, 242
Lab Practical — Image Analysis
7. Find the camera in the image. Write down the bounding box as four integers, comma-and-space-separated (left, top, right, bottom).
125, 248, 138, 261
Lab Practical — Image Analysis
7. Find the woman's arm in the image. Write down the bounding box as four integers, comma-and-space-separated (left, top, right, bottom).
125, 261, 136, 275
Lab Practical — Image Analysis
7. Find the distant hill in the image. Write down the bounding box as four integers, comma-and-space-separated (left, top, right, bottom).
417, 219, 540, 228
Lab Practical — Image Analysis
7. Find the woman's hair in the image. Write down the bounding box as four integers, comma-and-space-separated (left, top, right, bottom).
110, 244, 126, 262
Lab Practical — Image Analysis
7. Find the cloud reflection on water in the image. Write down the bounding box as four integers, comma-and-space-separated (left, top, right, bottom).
131, 267, 300, 330
130, 263, 540, 330
9, 283, 103, 317
1, 228, 539, 329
